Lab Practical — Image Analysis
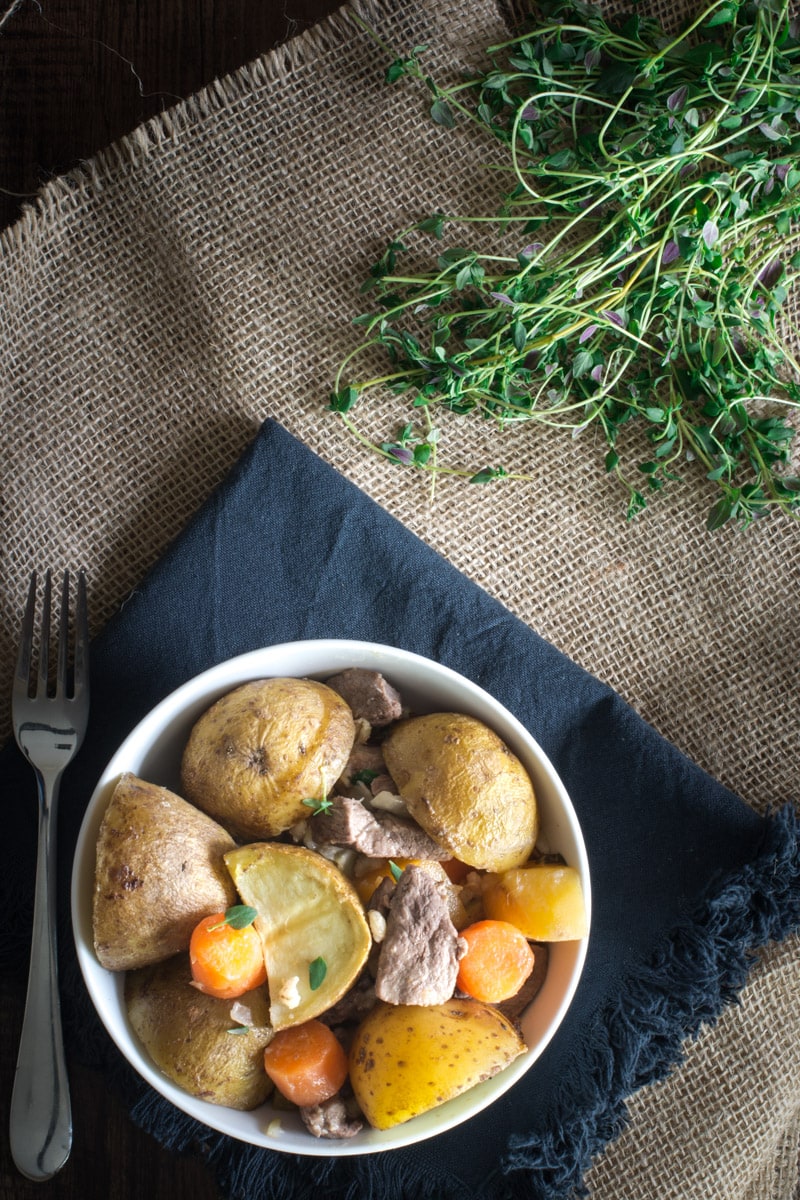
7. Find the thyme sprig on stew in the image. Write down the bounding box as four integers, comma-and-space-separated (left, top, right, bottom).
334, 0, 800, 528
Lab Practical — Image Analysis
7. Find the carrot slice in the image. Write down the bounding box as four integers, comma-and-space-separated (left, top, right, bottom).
189, 911, 267, 1000
263, 1020, 348, 1107
456, 919, 535, 1003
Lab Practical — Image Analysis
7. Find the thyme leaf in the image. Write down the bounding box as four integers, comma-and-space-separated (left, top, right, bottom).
309, 956, 327, 990
209, 905, 258, 931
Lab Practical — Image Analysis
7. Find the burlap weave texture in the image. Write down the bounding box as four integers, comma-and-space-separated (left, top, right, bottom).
1, 0, 798, 1194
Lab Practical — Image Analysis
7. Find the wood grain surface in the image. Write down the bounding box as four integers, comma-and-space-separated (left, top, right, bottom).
0, 5, 340, 1196
0, 0, 341, 231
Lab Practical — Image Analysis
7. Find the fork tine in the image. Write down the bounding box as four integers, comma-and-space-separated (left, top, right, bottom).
56, 571, 70, 699
37, 569, 52, 698
15, 571, 37, 690
73, 571, 89, 697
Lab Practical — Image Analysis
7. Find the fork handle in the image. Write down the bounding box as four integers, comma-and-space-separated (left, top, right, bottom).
10, 767, 72, 1180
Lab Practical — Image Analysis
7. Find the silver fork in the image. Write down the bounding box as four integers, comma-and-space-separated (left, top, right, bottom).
9, 570, 89, 1181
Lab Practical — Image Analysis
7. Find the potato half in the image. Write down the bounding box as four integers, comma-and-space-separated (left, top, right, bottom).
93, 773, 237, 971
225, 842, 372, 1030
181, 677, 356, 840
349, 998, 525, 1129
383, 712, 538, 872
125, 953, 273, 1109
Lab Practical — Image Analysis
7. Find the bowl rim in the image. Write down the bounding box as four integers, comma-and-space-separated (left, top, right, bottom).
72, 638, 591, 1156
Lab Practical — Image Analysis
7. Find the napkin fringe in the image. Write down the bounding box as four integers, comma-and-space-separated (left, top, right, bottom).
500, 801, 800, 1199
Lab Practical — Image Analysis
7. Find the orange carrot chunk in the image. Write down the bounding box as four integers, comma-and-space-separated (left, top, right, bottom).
263, 1019, 349, 1107
189, 911, 267, 1000
456, 919, 535, 1004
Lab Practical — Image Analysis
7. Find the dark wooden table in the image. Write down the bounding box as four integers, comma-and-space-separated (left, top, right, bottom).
0, 4, 340, 1196
0, 0, 340, 230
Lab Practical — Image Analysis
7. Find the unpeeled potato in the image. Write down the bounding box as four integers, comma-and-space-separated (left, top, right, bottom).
93, 773, 237, 971
125, 953, 273, 1109
349, 998, 525, 1129
383, 712, 538, 873
225, 842, 372, 1030
181, 677, 356, 840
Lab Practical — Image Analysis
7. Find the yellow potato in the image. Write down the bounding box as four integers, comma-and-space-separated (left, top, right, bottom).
483, 863, 588, 941
181, 677, 356, 840
349, 999, 525, 1129
93, 773, 237, 971
125, 953, 273, 1109
225, 842, 371, 1030
383, 712, 537, 873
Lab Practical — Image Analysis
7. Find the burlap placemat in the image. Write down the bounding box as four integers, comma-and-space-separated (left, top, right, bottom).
1, 0, 798, 1194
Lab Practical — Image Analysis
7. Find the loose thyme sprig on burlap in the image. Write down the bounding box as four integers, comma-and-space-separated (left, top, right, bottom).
332, 0, 800, 528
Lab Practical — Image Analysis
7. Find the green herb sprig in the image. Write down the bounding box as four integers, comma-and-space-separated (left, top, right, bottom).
301, 771, 334, 816
302, 795, 334, 816
336, 0, 800, 528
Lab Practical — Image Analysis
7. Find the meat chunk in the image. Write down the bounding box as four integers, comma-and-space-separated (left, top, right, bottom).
368, 874, 395, 918
326, 668, 403, 727
312, 795, 448, 860
337, 743, 387, 788
311, 794, 373, 844
375, 866, 463, 1005
299, 1095, 363, 1139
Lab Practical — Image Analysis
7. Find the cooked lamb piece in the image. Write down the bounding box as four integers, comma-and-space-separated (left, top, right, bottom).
337, 743, 387, 788
325, 668, 403, 727
311, 794, 373, 844
364, 876, 396, 977
368, 875, 395, 919
312, 795, 448, 860
375, 866, 464, 1005
299, 1095, 363, 1139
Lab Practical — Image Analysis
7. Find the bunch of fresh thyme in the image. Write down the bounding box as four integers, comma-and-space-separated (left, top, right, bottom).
331, 0, 800, 527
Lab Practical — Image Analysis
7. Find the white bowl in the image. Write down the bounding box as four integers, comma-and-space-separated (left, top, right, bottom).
72, 639, 590, 1156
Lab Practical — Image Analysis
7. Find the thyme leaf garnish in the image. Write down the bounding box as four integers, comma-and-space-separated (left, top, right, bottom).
302, 796, 334, 816
208, 905, 258, 931
309, 956, 328, 990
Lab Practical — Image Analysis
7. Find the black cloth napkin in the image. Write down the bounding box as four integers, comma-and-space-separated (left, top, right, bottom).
3, 419, 799, 1200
